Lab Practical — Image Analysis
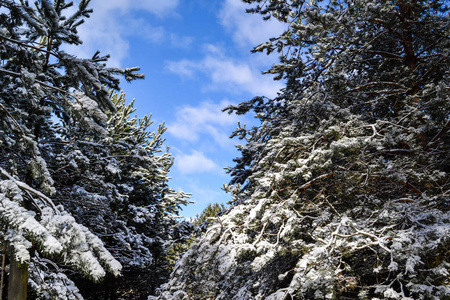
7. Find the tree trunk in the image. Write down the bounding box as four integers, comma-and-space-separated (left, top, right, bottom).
7, 254, 28, 300
0, 247, 6, 300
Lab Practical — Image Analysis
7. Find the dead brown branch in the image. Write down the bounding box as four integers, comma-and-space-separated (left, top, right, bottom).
298, 173, 333, 191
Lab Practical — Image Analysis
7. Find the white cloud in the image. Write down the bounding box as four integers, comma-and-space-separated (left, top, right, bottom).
170, 33, 194, 49
175, 150, 221, 174
167, 59, 197, 77
167, 100, 241, 149
166, 44, 283, 98
166, 0, 286, 97
219, 0, 287, 49
62, 0, 184, 67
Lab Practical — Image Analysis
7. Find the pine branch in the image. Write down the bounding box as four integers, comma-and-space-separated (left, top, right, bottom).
344, 81, 408, 94
0, 68, 68, 95
425, 119, 450, 150
0, 35, 62, 60
0, 167, 59, 213
365, 50, 403, 60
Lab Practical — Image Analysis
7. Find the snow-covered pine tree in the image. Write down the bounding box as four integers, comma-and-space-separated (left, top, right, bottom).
189, 203, 227, 228
167, 203, 227, 268
0, 0, 147, 298
52, 91, 190, 298
155, 1, 449, 299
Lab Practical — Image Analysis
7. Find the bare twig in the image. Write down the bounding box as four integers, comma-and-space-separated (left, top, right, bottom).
382, 149, 412, 155
324, 196, 341, 217
365, 50, 403, 59
253, 222, 268, 246
426, 119, 450, 149
394, 198, 415, 203
275, 221, 285, 246
0, 102, 24, 134
399, 180, 422, 197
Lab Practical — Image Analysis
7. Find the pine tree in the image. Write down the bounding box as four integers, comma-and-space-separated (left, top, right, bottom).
0, 0, 159, 298
191, 203, 227, 227
155, 1, 449, 299
53, 91, 190, 298
167, 203, 227, 268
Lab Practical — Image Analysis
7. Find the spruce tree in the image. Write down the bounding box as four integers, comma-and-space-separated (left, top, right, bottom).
155, 1, 449, 299
53, 91, 190, 298
0, 0, 188, 298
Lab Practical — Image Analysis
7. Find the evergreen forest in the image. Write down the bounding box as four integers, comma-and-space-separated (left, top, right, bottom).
0, 0, 448, 299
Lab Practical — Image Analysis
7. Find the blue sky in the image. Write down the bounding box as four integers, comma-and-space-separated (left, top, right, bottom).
66, 0, 285, 218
